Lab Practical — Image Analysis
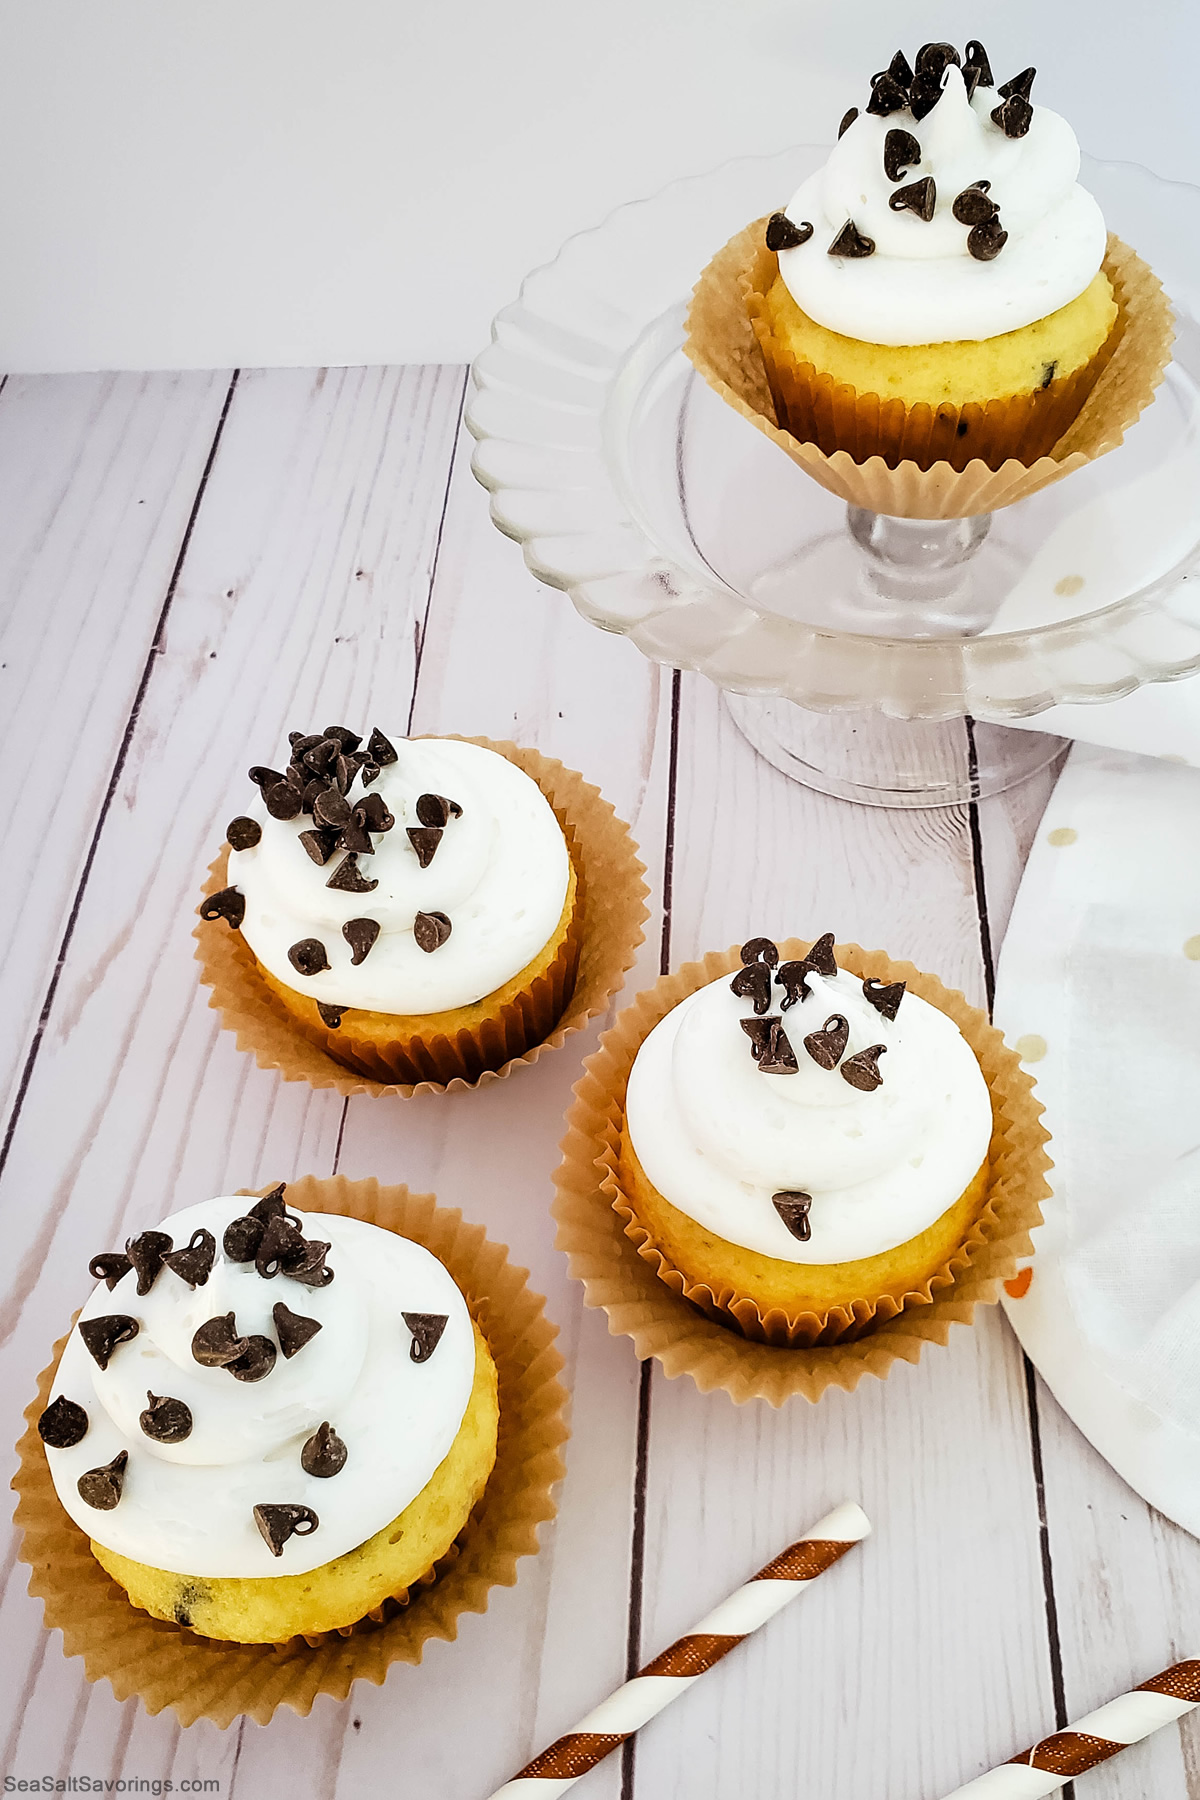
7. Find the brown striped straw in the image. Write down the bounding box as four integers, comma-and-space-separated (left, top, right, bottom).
486, 1501, 871, 1798
941, 1660, 1200, 1796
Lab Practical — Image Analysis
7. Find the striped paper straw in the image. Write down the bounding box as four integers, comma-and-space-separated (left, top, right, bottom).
941, 1660, 1200, 1796
487, 1500, 871, 1799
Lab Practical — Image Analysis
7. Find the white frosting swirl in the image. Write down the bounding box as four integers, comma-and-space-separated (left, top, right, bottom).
44, 1197, 477, 1576
624, 964, 993, 1263
777, 66, 1107, 345
227, 737, 570, 1014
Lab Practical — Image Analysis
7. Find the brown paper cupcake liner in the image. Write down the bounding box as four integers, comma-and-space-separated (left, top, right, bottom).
195, 736, 648, 1097
685, 224, 1174, 519
552, 941, 1051, 1405
12, 1175, 570, 1726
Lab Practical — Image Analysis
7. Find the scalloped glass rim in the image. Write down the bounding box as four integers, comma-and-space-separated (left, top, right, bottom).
467, 146, 1200, 722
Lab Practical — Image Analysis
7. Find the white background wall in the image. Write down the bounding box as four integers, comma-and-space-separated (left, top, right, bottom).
1, 0, 1197, 372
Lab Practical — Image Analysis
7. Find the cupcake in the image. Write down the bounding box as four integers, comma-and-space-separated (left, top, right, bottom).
685, 40, 1173, 500
200, 726, 581, 1086
35, 1185, 498, 1643
615, 933, 995, 1341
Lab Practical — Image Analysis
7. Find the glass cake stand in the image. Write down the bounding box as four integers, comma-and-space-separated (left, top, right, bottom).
467, 149, 1200, 806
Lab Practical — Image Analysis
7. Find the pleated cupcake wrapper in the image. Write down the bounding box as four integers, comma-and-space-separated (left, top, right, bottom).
552, 941, 1052, 1405
12, 1176, 570, 1726
684, 224, 1174, 519
194, 736, 648, 1097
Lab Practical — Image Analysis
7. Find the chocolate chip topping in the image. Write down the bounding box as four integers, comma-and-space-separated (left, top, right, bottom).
952, 183, 998, 225
298, 827, 340, 866
357, 790, 396, 831
78, 1313, 139, 1371
38, 1395, 89, 1447
963, 40, 994, 91
740, 1015, 781, 1063
730, 962, 773, 1015
837, 106, 858, 138
865, 71, 908, 116
200, 887, 246, 929
841, 1044, 887, 1091
739, 937, 779, 968
765, 212, 814, 253
803, 1013, 850, 1070
343, 917, 380, 966
301, 1421, 347, 1478
255, 1214, 306, 1278
413, 792, 461, 828
163, 1228, 216, 1288
249, 765, 286, 792
889, 176, 936, 221
312, 785, 352, 830
272, 1301, 323, 1359
882, 48, 914, 87
914, 41, 959, 78
403, 1311, 449, 1364
322, 724, 363, 752
326, 852, 379, 893
226, 816, 262, 851
251, 1184, 292, 1222
968, 217, 1009, 261
414, 910, 453, 953
828, 219, 875, 259
908, 73, 945, 121
140, 1391, 193, 1444
758, 1021, 799, 1076
805, 932, 838, 976
862, 976, 906, 1020
222, 1215, 263, 1262
775, 962, 812, 1011
406, 825, 443, 868
89, 1251, 133, 1290
288, 937, 330, 977
126, 1230, 173, 1297
283, 1238, 335, 1288
998, 65, 1035, 101
366, 727, 398, 767
192, 1311, 251, 1367
316, 1001, 346, 1029
991, 94, 1032, 139
228, 1335, 278, 1383
264, 781, 303, 821
772, 1191, 813, 1242
883, 127, 922, 182
77, 1450, 128, 1511
254, 1502, 319, 1556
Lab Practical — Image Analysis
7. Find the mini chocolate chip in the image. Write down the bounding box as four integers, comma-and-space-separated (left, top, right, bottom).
883, 127, 922, 182
222, 1215, 263, 1262
265, 781, 302, 821
1041, 360, 1058, 389
338, 815, 374, 856
765, 212, 814, 252
316, 1001, 346, 1028
803, 1013, 850, 1069
302, 738, 339, 776
414, 910, 453, 953
248, 766, 286, 792
356, 791, 396, 832
322, 724, 363, 752
740, 937, 779, 967
805, 932, 838, 976
998, 65, 1035, 101
163, 1228, 216, 1288
200, 887, 246, 929
333, 753, 357, 795
254, 1502, 319, 1557
313, 786, 351, 829
964, 40, 994, 88
775, 962, 812, 1010
882, 48, 914, 87
326, 853, 379, 893
415, 792, 463, 828
298, 827, 340, 866
288, 937, 330, 977
140, 1391, 193, 1444
343, 917, 380, 966
366, 727, 399, 767
38, 1395, 89, 1447
272, 1301, 323, 1359
256, 1214, 306, 1278
226, 816, 262, 851
192, 1311, 251, 1367
914, 41, 959, 78
78, 1313, 139, 1371
863, 976, 906, 1020
962, 62, 983, 100
865, 72, 908, 116
758, 1021, 799, 1076
283, 763, 307, 791
403, 1312, 449, 1364
837, 106, 858, 138
740, 1015, 781, 1062
730, 962, 773, 1015
89, 1251, 132, 1290
250, 1183, 291, 1222
908, 73, 945, 121
952, 184, 998, 225
772, 1191, 813, 1242
228, 1335, 278, 1382
406, 825, 443, 868
301, 1421, 347, 1478
300, 777, 329, 813
968, 218, 1009, 261
828, 220, 875, 258
991, 94, 1032, 139
889, 176, 936, 221
283, 1238, 334, 1288
126, 1230, 173, 1296
358, 760, 380, 788
841, 1044, 887, 1091
77, 1450, 128, 1511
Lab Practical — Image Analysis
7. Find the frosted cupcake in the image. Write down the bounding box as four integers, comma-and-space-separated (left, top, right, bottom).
200, 727, 580, 1085
36, 1186, 498, 1643
617, 934, 994, 1336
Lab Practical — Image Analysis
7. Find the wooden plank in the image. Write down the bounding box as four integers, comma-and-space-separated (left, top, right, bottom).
0, 369, 234, 1133
0, 364, 467, 1784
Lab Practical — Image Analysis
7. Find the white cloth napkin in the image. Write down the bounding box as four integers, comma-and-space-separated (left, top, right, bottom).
994, 740, 1200, 1536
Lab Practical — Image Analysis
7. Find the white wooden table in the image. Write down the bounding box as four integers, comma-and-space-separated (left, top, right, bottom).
1, 365, 1197, 1800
